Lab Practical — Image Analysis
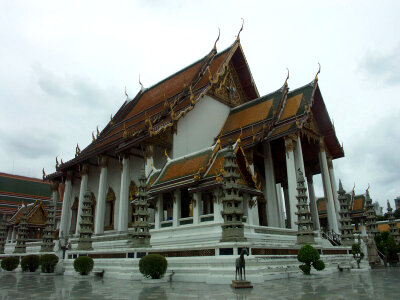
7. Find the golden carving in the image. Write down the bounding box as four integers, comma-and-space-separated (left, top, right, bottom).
66, 170, 73, 181
284, 137, 295, 153
100, 156, 108, 168
75, 144, 81, 157
51, 181, 59, 192
81, 164, 89, 176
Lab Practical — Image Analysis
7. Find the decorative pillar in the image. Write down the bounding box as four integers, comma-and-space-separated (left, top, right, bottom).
246, 194, 258, 225
129, 169, 151, 247
263, 142, 279, 227
213, 190, 223, 223
173, 190, 181, 227
328, 157, 341, 222
0, 215, 7, 254
283, 187, 290, 228
275, 183, 286, 228
95, 156, 108, 235
387, 200, 400, 244
338, 180, 354, 246
77, 190, 94, 250
365, 189, 379, 237
14, 205, 28, 253
284, 137, 297, 229
295, 169, 315, 244
40, 198, 56, 252
319, 140, 339, 233
59, 171, 73, 238
306, 174, 321, 231
118, 154, 130, 232
220, 144, 246, 242
192, 192, 200, 225
155, 194, 163, 229
75, 164, 89, 235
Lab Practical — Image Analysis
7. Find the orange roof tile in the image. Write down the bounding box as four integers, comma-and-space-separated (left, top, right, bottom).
279, 93, 303, 121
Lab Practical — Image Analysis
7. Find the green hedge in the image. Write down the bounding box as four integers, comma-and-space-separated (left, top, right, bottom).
139, 254, 168, 279
21, 255, 40, 272
73, 256, 94, 275
40, 254, 59, 273
297, 244, 325, 274
1, 256, 19, 271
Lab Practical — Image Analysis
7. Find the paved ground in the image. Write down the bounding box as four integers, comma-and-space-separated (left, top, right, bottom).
0, 268, 398, 300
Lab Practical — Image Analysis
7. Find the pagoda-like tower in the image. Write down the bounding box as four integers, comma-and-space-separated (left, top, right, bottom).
387, 200, 400, 244
220, 145, 246, 242
14, 205, 28, 254
40, 200, 56, 252
77, 190, 93, 250
365, 189, 379, 237
0, 214, 7, 254
337, 180, 354, 246
295, 169, 314, 244
129, 169, 151, 247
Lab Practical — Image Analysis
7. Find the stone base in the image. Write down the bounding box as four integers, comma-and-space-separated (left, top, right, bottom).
231, 280, 253, 289
297, 234, 315, 245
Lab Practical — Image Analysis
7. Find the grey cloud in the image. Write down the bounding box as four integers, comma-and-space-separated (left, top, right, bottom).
359, 44, 400, 86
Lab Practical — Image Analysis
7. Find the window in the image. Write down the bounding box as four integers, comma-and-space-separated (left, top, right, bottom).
104, 188, 115, 230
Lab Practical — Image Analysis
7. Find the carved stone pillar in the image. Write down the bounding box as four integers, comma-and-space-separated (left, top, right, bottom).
306, 174, 321, 231
60, 171, 73, 238
155, 194, 163, 229
328, 157, 341, 223
263, 142, 279, 227
95, 156, 108, 235
275, 183, 285, 228
173, 190, 181, 227
192, 192, 200, 225
76, 164, 89, 235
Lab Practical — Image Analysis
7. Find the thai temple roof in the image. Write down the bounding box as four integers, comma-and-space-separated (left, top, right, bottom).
0, 172, 61, 219
317, 193, 366, 218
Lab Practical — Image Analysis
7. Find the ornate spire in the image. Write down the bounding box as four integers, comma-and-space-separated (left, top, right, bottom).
0, 214, 7, 254
315, 63, 321, 81
129, 169, 151, 248
365, 186, 379, 237
213, 28, 220, 51
14, 205, 28, 253
338, 179, 354, 246
295, 169, 315, 244
387, 200, 400, 244
220, 144, 246, 242
40, 200, 56, 252
77, 190, 94, 250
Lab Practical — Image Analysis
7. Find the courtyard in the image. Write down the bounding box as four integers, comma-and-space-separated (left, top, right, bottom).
0, 268, 398, 300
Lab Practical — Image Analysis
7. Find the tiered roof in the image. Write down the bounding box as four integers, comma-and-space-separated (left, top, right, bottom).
317, 193, 366, 218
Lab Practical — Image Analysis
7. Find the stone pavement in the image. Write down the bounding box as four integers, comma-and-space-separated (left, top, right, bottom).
0, 268, 398, 300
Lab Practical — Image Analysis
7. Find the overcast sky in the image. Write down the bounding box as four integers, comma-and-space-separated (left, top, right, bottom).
1, 1, 399, 210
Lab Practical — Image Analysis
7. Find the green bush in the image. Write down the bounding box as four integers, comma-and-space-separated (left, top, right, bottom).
375, 232, 399, 263
21, 255, 40, 272
297, 244, 324, 274
351, 243, 364, 269
313, 259, 325, 271
139, 254, 168, 279
1, 256, 19, 271
73, 256, 94, 275
299, 264, 311, 275
40, 254, 59, 273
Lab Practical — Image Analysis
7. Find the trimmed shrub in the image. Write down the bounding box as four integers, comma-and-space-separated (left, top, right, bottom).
73, 256, 94, 275
313, 259, 325, 271
139, 254, 168, 279
299, 264, 311, 275
1, 256, 19, 271
40, 254, 59, 273
297, 244, 325, 274
21, 255, 40, 272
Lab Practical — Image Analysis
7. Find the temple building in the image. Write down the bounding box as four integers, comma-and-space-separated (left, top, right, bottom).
0, 172, 61, 246
1, 32, 356, 282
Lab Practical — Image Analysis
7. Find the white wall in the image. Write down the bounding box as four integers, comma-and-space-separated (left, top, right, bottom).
172, 95, 230, 158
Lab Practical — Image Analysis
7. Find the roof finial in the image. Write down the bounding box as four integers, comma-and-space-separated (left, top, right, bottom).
366, 183, 370, 194
164, 148, 170, 161
42, 168, 46, 180
236, 18, 244, 41
110, 113, 114, 126
92, 131, 96, 142
97, 125, 100, 137
352, 183, 355, 195
56, 157, 59, 169
315, 62, 321, 81
284, 68, 289, 86
213, 28, 220, 51
139, 75, 144, 91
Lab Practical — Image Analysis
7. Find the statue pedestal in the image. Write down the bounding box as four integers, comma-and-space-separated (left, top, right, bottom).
231, 280, 253, 289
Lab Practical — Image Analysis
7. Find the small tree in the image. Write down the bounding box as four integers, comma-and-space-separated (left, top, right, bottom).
351, 243, 364, 269
297, 244, 325, 275
73, 256, 94, 275
375, 232, 399, 264
1, 256, 19, 271
40, 254, 59, 273
139, 254, 168, 279
21, 255, 40, 272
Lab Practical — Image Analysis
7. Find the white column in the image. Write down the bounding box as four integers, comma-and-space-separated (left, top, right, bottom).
118, 155, 130, 232
285, 137, 297, 229
328, 158, 341, 223
145, 145, 154, 178
213, 190, 223, 223
319, 140, 339, 233
263, 142, 279, 227
307, 176, 321, 231
59, 172, 73, 238
283, 187, 290, 228
95, 157, 108, 235
173, 190, 181, 227
192, 192, 200, 225
7, 227, 12, 243
275, 183, 285, 228
155, 194, 163, 229
11, 226, 16, 243
75, 165, 89, 235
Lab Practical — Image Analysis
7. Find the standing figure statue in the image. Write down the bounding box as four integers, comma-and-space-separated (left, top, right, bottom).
235, 248, 249, 281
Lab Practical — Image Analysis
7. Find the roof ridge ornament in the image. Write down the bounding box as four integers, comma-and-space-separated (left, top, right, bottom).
236, 18, 244, 41
213, 28, 220, 52
42, 168, 46, 180
315, 62, 321, 81
139, 75, 145, 92
284, 68, 289, 87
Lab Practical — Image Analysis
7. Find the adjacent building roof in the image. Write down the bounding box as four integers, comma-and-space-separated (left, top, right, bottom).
0, 172, 61, 219
317, 193, 366, 218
